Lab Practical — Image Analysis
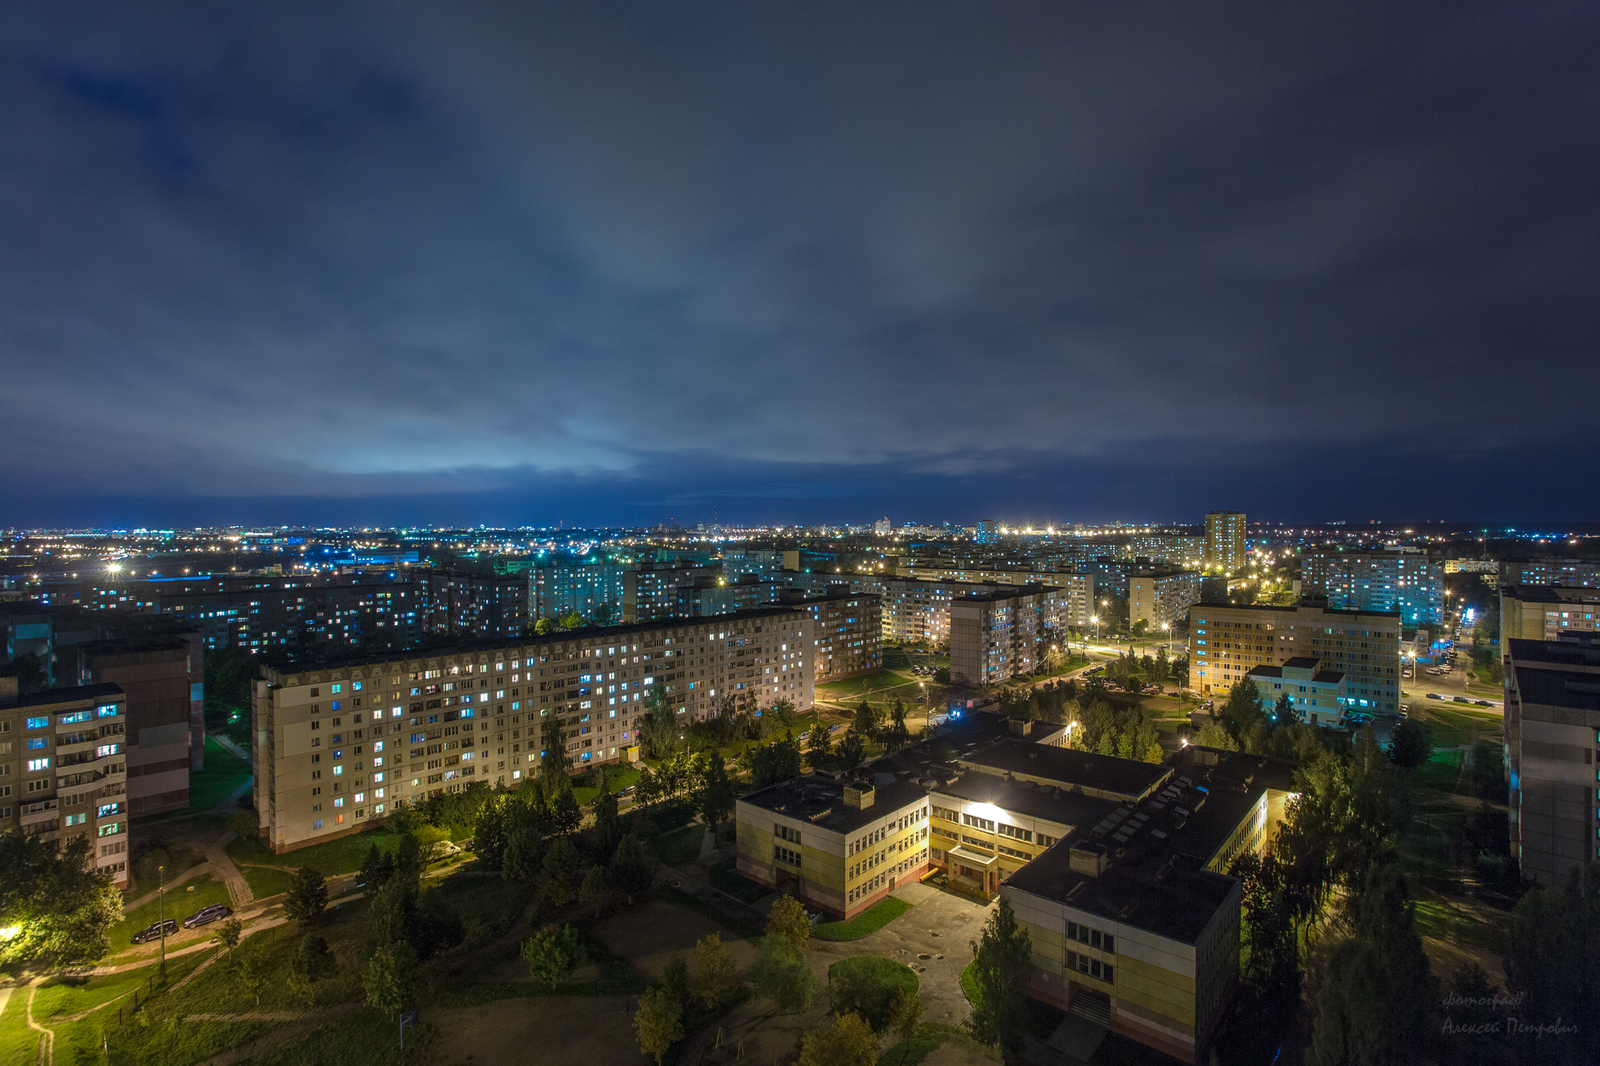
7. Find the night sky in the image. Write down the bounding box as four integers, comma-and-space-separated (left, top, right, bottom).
1, 3, 1594, 528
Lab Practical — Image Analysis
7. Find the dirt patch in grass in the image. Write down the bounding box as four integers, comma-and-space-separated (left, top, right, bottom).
420, 994, 649, 1066
594, 900, 757, 981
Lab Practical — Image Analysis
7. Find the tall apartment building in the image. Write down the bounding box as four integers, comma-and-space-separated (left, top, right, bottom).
29, 572, 425, 653
531, 558, 626, 622
1125, 533, 1205, 566
895, 566, 1095, 627
0, 677, 131, 888
674, 576, 783, 618
1501, 585, 1600, 642
77, 634, 203, 815
420, 570, 529, 638
1129, 570, 1201, 631
1204, 512, 1247, 572
622, 563, 718, 623
720, 548, 799, 580
252, 607, 814, 851
1499, 559, 1600, 588
950, 586, 1063, 686
785, 590, 882, 682
1503, 634, 1600, 885
1187, 603, 1402, 714
1300, 549, 1443, 628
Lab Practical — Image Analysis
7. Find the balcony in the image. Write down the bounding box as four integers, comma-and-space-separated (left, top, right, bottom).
20, 798, 59, 826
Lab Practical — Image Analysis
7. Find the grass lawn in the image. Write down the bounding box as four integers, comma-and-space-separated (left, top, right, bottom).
239, 864, 298, 900
188, 736, 252, 812
0, 981, 42, 1065
32, 950, 213, 1025
656, 824, 706, 867
706, 857, 772, 905
1414, 749, 1462, 793
113, 873, 234, 945
814, 896, 912, 941
960, 958, 982, 1007
818, 669, 921, 699
236, 1009, 419, 1066
227, 824, 394, 876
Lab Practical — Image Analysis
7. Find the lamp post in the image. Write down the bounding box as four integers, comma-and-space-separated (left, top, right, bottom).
158, 863, 167, 983
1091, 615, 1100, 644
1162, 622, 1172, 655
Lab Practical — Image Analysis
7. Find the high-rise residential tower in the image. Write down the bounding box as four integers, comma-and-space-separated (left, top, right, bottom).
1203, 512, 1247, 572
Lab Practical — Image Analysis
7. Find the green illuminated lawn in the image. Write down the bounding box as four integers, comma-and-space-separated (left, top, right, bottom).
814, 896, 912, 941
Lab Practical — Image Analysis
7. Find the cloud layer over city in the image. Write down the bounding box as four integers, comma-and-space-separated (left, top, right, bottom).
1, 2, 1594, 525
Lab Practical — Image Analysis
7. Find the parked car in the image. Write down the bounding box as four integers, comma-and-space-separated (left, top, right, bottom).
1473, 699, 1494, 707
1426, 692, 1444, 700
183, 904, 233, 929
132, 919, 179, 944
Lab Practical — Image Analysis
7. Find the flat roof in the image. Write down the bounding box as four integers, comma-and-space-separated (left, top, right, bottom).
1002, 745, 1296, 943
935, 770, 1116, 829
1, 682, 126, 709
1508, 636, 1600, 671
959, 740, 1171, 802
1513, 667, 1600, 713
739, 775, 928, 836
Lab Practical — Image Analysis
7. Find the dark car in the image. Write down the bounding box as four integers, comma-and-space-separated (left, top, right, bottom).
1426, 692, 1444, 700
183, 904, 233, 929
1473, 699, 1494, 707
132, 919, 179, 944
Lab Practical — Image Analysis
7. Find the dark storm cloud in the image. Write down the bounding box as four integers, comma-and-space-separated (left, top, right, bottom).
0, 2, 1594, 524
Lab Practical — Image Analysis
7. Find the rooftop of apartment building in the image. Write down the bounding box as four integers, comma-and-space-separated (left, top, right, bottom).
959, 741, 1172, 803
1247, 658, 1344, 683
1507, 632, 1600, 672
0, 680, 126, 709
947, 584, 1063, 603
1191, 601, 1403, 620
739, 775, 929, 835
1502, 584, 1600, 604
256, 605, 809, 674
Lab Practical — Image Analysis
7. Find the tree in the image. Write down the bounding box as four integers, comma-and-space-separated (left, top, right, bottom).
968, 897, 1032, 1061
285, 867, 328, 923
799, 1011, 878, 1066
579, 864, 612, 918
634, 986, 684, 1065
538, 836, 583, 907
609, 833, 655, 904
1219, 679, 1267, 744
1307, 863, 1434, 1066
1273, 691, 1299, 724
363, 940, 417, 1016
745, 734, 803, 788
542, 719, 573, 776
806, 721, 832, 769
661, 952, 690, 1003
1194, 720, 1238, 751
881, 701, 912, 752
750, 936, 815, 1012
590, 786, 621, 854
550, 781, 582, 836
522, 923, 586, 991
474, 798, 510, 870
213, 918, 244, 954
0, 652, 50, 695
291, 933, 337, 984
1387, 719, 1432, 770
639, 698, 679, 760
887, 988, 925, 1059
695, 752, 736, 833
689, 932, 737, 1007
237, 951, 269, 1006
852, 700, 882, 737
836, 730, 867, 772
0, 832, 123, 971
358, 844, 398, 893
765, 894, 811, 952
1502, 863, 1600, 1066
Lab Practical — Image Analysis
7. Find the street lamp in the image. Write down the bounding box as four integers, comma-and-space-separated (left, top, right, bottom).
1091, 615, 1100, 643
1162, 622, 1172, 655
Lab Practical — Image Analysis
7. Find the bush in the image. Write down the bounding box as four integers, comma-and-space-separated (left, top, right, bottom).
828, 955, 918, 1031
